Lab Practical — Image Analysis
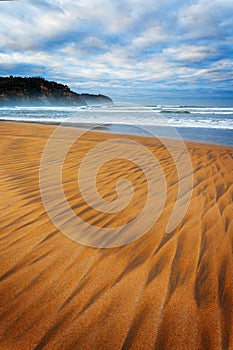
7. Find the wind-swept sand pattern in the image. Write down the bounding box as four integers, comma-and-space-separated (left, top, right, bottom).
0, 121, 233, 350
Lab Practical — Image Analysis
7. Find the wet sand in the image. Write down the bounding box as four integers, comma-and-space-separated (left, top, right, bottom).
0, 121, 233, 350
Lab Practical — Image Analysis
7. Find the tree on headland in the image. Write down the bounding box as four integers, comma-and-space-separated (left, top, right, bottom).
0, 76, 113, 106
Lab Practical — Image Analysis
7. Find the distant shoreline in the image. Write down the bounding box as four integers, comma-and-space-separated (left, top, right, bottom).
0, 76, 113, 106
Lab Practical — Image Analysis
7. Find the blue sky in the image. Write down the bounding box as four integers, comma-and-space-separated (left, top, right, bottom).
0, 0, 233, 105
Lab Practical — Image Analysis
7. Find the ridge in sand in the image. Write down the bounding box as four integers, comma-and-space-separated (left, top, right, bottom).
0, 121, 233, 350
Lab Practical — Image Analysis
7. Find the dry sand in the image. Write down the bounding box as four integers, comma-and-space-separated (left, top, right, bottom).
0, 121, 233, 350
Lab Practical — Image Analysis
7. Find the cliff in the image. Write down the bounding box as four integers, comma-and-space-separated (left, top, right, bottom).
0, 76, 113, 106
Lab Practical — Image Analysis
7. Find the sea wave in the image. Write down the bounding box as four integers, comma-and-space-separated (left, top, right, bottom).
160, 110, 191, 114
1, 104, 233, 130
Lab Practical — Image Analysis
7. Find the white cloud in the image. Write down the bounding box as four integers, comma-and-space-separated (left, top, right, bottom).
164, 45, 218, 62
0, 0, 232, 100
131, 26, 170, 49
178, 0, 233, 39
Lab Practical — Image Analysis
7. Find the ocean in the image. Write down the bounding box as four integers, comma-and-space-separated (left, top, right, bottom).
1, 104, 233, 146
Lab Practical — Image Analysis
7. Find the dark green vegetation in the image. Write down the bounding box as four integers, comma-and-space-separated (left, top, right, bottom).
0, 76, 113, 106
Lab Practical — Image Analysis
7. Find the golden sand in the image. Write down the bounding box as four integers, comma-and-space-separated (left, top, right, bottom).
0, 121, 233, 349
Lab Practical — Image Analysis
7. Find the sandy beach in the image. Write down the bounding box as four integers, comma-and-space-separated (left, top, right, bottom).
0, 121, 233, 350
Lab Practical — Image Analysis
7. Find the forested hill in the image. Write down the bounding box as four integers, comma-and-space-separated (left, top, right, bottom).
0, 76, 113, 106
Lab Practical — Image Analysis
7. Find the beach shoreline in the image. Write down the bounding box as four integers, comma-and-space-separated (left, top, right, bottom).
1, 103, 233, 147
1, 118, 233, 147
0, 121, 233, 349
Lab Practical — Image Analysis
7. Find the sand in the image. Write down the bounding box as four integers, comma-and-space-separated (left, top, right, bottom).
0, 121, 233, 350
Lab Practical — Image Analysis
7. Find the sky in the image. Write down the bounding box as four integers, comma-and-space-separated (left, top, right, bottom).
0, 0, 233, 105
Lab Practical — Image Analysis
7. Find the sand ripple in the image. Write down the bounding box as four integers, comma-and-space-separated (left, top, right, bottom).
0, 122, 233, 349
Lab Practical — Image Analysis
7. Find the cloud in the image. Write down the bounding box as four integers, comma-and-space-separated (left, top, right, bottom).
177, 0, 233, 39
163, 45, 219, 62
0, 0, 232, 103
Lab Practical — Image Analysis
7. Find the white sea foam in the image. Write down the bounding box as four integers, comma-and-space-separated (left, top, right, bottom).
1, 104, 233, 130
